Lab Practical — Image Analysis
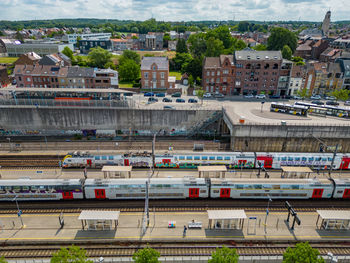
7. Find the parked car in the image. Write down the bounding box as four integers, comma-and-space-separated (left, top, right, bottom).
345, 101, 350, 106
163, 105, 175, 109
255, 94, 266, 99
144, 92, 155, 97
148, 97, 158, 103
171, 92, 181, 97
325, 96, 336, 100
326, 100, 339, 106
284, 95, 293, 99
176, 98, 185, 103
244, 94, 254, 99
311, 100, 324, 105
162, 98, 172, 103
310, 95, 322, 100
203, 93, 212, 98
188, 98, 198, 103
156, 93, 165, 97
293, 95, 302, 100
269, 95, 281, 99
214, 93, 224, 98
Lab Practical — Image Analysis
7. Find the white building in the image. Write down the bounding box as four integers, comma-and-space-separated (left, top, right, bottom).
67, 33, 111, 44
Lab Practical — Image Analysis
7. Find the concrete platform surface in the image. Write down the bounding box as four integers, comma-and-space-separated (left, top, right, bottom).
1, 210, 350, 243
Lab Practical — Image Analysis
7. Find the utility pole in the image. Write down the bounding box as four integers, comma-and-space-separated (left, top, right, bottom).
264, 195, 272, 234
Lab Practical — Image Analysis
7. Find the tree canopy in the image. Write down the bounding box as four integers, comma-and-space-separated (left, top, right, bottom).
118, 59, 140, 82
209, 246, 239, 263
62, 46, 73, 60
176, 38, 188, 53
267, 27, 297, 52
282, 242, 325, 263
132, 247, 160, 263
330, 89, 350, 101
282, 45, 293, 60
87, 46, 112, 68
0, 257, 7, 263
51, 245, 93, 263
119, 50, 141, 65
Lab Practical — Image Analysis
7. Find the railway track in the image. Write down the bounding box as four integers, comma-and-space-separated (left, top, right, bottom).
0, 199, 349, 214
1, 243, 350, 258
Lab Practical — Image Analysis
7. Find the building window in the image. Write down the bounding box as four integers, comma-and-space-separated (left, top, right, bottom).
211, 78, 214, 83
206, 71, 209, 76
153, 66, 156, 70
152, 72, 156, 79
223, 77, 227, 83
144, 72, 148, 79
145, 80, 148, 87
223, 70, 229, 75
161, 72, 165, 79
161, 80, 165, 88
235, 81, 241, 86
211, 71, 215, 76
217, 71, 220, 76
216, 78, 220, 83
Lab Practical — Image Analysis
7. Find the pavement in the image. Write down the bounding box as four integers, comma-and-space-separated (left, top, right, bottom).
1, 210, 350, 243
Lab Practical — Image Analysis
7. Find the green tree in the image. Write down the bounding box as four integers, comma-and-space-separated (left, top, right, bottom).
297, 88, 309, 98
282, 242, 325, 263
209, 246, 239, 263
330, 89, 350, 101
132, 247, 160, 263
187, 33, 207, 58
76, 36, 82, 49
195, 87, 205, 105
104, 61, 117, 70
51, 245, 93, 263
87, 46, 112, 68
282, 45, 293, 60
118, 59, 140, 82
237, 21, 250, 32
183, 56, 203, 80
172, 52, 192, 71
267, 27, 297, 52
62, 46, 74, 60
176, 38, 188, 53
0, 256, 7, 263
253, 44, 267, 51
207, 26, 234, 49
119, 50, 141, 65
205, 37, 224, 57
163, 33, 171, 48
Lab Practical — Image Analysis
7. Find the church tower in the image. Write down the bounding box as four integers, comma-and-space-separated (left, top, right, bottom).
322, 11, 331, 37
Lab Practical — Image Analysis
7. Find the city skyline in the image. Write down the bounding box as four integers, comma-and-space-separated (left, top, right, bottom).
1, 0, 350, 22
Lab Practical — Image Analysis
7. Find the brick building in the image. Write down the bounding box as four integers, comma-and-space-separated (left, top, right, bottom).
0, 65, 10, 88
94, 68, 119, 89
14, 52, 41, 65
141, 57, 169, 90
202, 49, 283, 96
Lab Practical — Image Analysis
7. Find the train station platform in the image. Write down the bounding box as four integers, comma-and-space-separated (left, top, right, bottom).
1, 210, 350, 243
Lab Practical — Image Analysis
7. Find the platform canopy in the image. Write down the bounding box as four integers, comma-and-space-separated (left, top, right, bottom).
78, 210, 120, 221
207, 210, 247, 220
198, 166, 227, 178
281, 166, 313, 178
102, 166, 132, 178
317, 210, 350, 220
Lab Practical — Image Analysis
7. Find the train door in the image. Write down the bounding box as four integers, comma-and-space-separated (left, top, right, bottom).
62, 191, 74, 199
87, 159, 92, 167
189, 188, 199, 198
257, 156, 273, 169
340, 158, 350, 169
312, 189, 324, 198
124, 159, 129, 166
343, 189, 350, 199
220, 188, 231, 198
95, 189, 106, 199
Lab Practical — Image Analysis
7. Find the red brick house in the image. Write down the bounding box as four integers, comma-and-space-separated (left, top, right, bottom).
141, 57, 169, 90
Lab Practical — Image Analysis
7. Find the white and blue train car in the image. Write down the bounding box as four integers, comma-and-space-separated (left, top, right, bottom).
0, 179, 84, 201
84, 177, 208, 199
63, 153, 123, 168
332, 179, 350, 198
210, 178, 334, 199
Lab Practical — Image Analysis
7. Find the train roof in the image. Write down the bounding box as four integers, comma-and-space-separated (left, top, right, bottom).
172, 152, 255, 156
211, 178, 332, 185
333, 179, 350, 185
256, 152, 334, 156
84, 177, 206, 185
0, 179, 83, 186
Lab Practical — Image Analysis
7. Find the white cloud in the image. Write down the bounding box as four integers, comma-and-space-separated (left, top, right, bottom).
1, 0, 349, 21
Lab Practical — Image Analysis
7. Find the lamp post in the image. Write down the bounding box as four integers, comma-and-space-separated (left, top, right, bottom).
13, 196, 23, 228
264, 195, 272, 234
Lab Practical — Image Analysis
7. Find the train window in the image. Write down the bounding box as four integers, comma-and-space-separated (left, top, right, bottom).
31, 186, 39, 191
67, 159, 71, 162
236, 185, 244, 189
102, 156, 107, 160
194, 156, 200, 160
291, 185, 299, 189
295, 157, 300, 161
108, 156, 114, 160
337, 190, 343, 193
302, 157, 307, 161
186, 156, 193, 160
273, 185, 280, 189
95, 156, 100, 160
209, 156, 215, 160
22, 186, 30, 191
288, 157, 293, 161
224, 157, 230, 161
309, 157, 314, 161
245, 185, 253, 189
5, 186, 11, 191
277, 157, 280, 161
322, 158, 327, 161
328, 158, 332, 161
282, 157, 287, 161
254, 185, 262, 189
202, 156, 208, 160
213, 190, 219, 193
217, 156, 223, 160
13, 186, 20, 192
179, 156, 185, 160
316, 157, 321, 161
200, 190, 206, 193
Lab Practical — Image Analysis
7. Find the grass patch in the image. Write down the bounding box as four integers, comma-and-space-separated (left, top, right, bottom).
0, 57, 18, 64
136, 50, 176, 59
169, 71, 182, 80
119, 81, 134, 88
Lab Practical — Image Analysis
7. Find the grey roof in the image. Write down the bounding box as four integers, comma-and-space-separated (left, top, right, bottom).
235, 50, 282, 61
343, 60, 350, 73
67, 66, 94, 78
141, 56, 169, 70
204, 57, 220, 68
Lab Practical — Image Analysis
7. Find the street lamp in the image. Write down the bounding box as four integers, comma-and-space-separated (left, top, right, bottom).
264, 195, 272, 234
12, 196, 24, 228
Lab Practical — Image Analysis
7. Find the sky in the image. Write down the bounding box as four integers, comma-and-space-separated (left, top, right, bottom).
1, 0, 350, 22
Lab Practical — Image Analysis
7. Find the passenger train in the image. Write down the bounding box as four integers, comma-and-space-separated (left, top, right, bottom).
62, 151, 350, 170
1, 177, 350, 201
